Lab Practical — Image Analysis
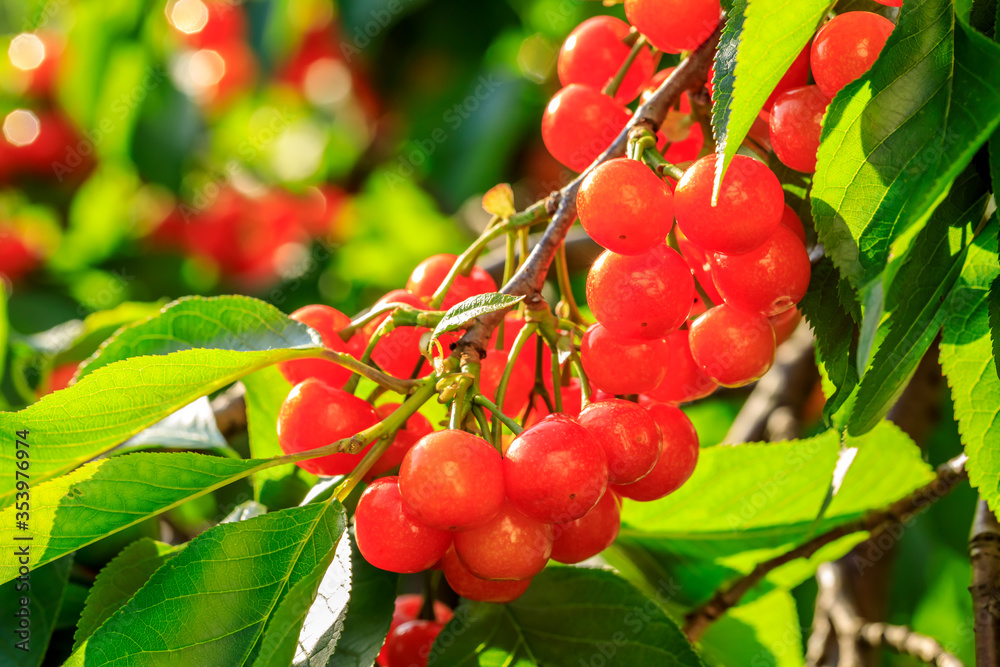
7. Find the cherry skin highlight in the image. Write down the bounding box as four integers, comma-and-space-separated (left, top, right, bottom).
586, 245, 694, 339
558, 16, 655, 103
769, 85, 830, 173
688, 304, 776, 387
355, 477, 453, 573
453, 500, 554, 580
504, 415, 609, 524
441, 548, 532, 603
711, 225, 812, 317
541, 84, 631, 172
643, 330, 718, 404
367, 404, 434, 478
405, 253, 497, 309
577, 399, 662, 485
674, 154, 784, 255
580, 323, 670, 395
624, 0, 722, 54
398, 430, 505, 531
612, 404, 699, 501
276, 379, 378, 476
577, 157, 674, 255
550, 489, 621, 564
811, 12, 895, 99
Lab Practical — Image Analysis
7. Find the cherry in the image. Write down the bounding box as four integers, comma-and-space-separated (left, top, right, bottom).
453, 500, 553, 580
770, 308, 803, 346
385, 619, 443, 667
366, 290, 440, 378
688, 304, 776, 387
624, 0, 721, 54
541, 84, 632, 172
558, 16, 655, 103
441, 548, 531, 603
873, 0, 902, 5
641, 68, 705, 165
478, 347, 535, 417
580, 323, 670, 395
643, 330, 718, 404
550, 489, 621, 564
0, 227, 40, 282
769, 85, 830, 173
586, 245, 694, 339
611, 404, 698, 501
673, 154, 784, 255
399, 430, 505, 531
504, 415, 608, 523
675, 227, 724, 305
368, 404, 434, 477
377, 595, 452, 667
276, 379, 378, 476
780, 204, 807, 245
355, 477, 453, 573
577, 158, 673, 255
711, 226, 811, 317
762, 44, 811, 111
277, 305, 360, 388
405, 253, 497, 309
577, 399, 662, 485
811, 12, 894, 99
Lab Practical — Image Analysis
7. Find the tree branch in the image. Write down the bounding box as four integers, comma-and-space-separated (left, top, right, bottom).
969, 499, 1000, 667
856, 621, 963, 667
683, 454, 969, 641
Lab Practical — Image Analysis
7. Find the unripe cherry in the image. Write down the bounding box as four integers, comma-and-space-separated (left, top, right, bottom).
624, 0, 721, 54
643, 330, 718, 404
769, 85, 830, 173
355, 477, 453, 573
550, 490, 621, 564
541, 84, 632, 172
711, 225, 811, 317
578, 399, 662, 485
580, 323, 670, 395
441, 548, 531, 603
558, 16, 655, 103
811, 12, 894, 99
453, 500, 554, 580
688, 304, 776, 387
611, 404, 699, 501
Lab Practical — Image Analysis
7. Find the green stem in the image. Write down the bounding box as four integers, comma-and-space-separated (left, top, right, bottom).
603, 35, 648, 99
570, 356, 592, 408
518, 227, 530, 269
471, 404, 492, 441
343, 318, 394, 394
641, 146, 686, 181
491, 322, 538, 445
473, 395, 524, 436
449, 380, 469, 430
554, 241, 584, 325
551, 344, 563, 414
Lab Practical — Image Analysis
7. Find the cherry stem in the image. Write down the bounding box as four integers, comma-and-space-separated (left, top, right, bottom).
554, 241, 585, 325
471, 403, 492, 440
473, 395, 524, 436
569, 356, 592, 408
550, 344, 563, 414
491, 322, 538, 445
603, 35, 648, 99
342, 318, 395, 394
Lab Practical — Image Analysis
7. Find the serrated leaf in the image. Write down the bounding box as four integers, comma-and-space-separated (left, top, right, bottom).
940, 223, 1000, 511
812, 0, 1000, 289
293, 531, 353, 665
0, 555, 73, 667
0, 453, 281, 583
712, 0, 833, 198
73, 539, 180, 650
847, 168, 987, 435
482, 183, 516, 219
990, 276, 1000, 381
431, 293, 524, 342
65, 501, 347, 666
428, 568, 704, 667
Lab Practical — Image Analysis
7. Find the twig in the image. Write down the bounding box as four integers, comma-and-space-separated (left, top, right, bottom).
856, 621, 963, 666
683, 454, 969, 641
210, 383, 247, 438
969, 499, 1000, 667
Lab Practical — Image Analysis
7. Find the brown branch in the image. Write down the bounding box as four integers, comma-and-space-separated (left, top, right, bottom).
969, 499, 1000, 666
856, 621, 963, 666
452, 21, 722, 364
683, 454, 969, 642
211, 382, 247, 438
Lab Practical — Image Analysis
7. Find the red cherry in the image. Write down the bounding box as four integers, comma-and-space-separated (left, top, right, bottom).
0, 226, 41, 281
586, 245, 694, 339
580, 323, 670, 395
711, 226, 811, 317
355, 477, 453, 573
488, 313, 554, 391
769, 85, 830, 173
366, 290, 441, 378
377, 595, 453, 667
276, 379, 378, 476
368, 404, 434, 477
277, 305, 358, 388
478, 347, 535, 417
642, 68, 706, 164
762, 44, 811, 111
541, 84, 632, 172
398, 430, 505, 531
688, 304, 776, 387
504, 415, 608, 523
558, 16, 655, 103
578, 399, 662, 485
611, 404, 698, 501
643, 330, 718, 404
550, 490, 621, 564
811, 12, 894, 99
873, 0, 902, 5
385, 619, 443, 667
577, 158, 673, 255
674, 154, 784, 255
770, 308, 803, 346
453, 500, 553, 580
441, 548, 531, 603
780, 204, 807, 245
405, 253, 497, 309
624, 0, 721, 54
674, 227, 724, 306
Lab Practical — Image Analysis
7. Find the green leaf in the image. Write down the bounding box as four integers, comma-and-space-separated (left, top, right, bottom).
991, 276, 1000, 381
712, 0, 833, 197
699, 590, 804, 667
0, 555, 73, 666
431, 293, 524, 342
56, 582, 89, 631
428, 568, 704, 667
940, 223, 1000, 511
0, 453, 280, 582
243, 367, 317, 509
73, 539, 180, 650
812, 0, 1000, 289
847, 167, 988, 434
79, 294, 322, 377
970, 0, 998, 37
65, 501, 347, 666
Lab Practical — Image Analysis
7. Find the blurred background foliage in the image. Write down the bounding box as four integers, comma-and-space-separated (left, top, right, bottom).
0, 0, 977, 663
